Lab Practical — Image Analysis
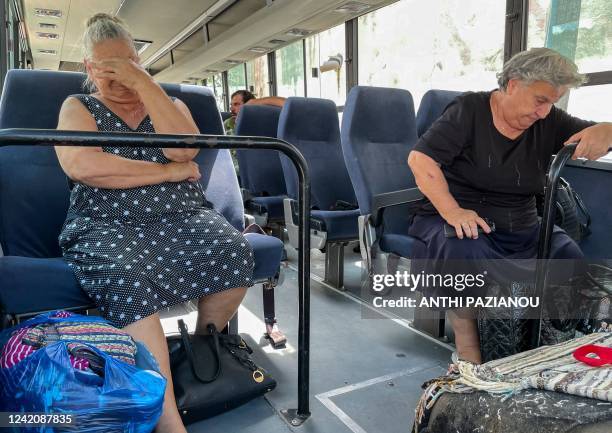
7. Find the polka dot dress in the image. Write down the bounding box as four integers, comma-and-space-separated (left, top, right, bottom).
58, 95, 254, 328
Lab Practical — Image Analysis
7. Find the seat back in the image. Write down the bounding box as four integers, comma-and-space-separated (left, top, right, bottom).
234, 105, 286, 196
278, 97, 357, 210
221, 111, 232, 121
416, 89, 462, 137
0, 69, 243, 259
561, 164, 612, 259
341, 86, 417, 233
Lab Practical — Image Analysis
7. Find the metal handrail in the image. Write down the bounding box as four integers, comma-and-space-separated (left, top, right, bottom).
0, 128, 312, 422
527, 143, 612, 350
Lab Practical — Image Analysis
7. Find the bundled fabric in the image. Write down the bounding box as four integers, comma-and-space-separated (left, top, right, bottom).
415, 332, 612, 431
1, 311, 137, 370
0, 311, 165, 433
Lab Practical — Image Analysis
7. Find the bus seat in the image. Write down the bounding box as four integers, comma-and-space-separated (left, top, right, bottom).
235, 105, 287, 226
342, 86, 444, 338
278, 97, 359, 289
562, 165, 612, 260
220, 111, 232, 122
0, 70, 283, 334
416, 89, 462, 137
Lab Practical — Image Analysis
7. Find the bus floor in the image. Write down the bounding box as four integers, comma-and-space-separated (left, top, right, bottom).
160, 243, 452, 433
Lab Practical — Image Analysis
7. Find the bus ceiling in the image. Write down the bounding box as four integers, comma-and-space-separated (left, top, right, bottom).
19, 0, 396, 83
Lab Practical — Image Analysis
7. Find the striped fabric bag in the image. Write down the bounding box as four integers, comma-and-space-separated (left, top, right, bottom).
415, 331, 612, 429
0, 311, 137, 371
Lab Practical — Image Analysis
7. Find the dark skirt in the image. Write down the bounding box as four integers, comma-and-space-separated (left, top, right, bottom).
407, 215, 584, 300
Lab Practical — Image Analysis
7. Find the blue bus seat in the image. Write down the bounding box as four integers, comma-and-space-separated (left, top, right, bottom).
416, 89, 462, 137
234, 105, 287, 225
341, 85, 424, 264
0, 70, 283, 335
278, 97, 359, 288
220, 111, 232, 121
342, 86, 446, 337
561, 164, 612, 260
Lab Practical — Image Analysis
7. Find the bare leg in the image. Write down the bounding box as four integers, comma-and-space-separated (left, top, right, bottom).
123, 313, 188, 433
447, 308, 482, 364
196, 286, 248, 334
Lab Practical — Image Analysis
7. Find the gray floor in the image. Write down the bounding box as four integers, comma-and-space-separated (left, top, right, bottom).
161, 243, 452, 433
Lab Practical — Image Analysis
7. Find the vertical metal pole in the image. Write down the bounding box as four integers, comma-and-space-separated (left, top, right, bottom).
302, 39, 307, 97
296, 148, 311, 419
222, 70, 230, 112
267, 51, 277, 97
528, 144, 577, 349
0, 1, 8, 92
345, 18, 359, 93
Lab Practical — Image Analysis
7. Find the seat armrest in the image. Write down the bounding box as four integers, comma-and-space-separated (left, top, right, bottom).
289, 199, 326, 232
371, 187, 423, 226
244, 214, 256, 227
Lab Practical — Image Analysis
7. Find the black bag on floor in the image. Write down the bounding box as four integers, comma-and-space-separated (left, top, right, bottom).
168, 319, 276, 425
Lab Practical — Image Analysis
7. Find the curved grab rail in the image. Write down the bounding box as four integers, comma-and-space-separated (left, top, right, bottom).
0, 128, 312, 421
528, 143, 612, 349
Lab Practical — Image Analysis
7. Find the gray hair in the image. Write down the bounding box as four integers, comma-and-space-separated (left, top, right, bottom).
83, 13, 135, 92
497, 47, 587, 90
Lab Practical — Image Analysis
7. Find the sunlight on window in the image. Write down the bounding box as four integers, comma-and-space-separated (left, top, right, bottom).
358, 0, 505, 108
227, 65, 246, 98
305, 23, 347, 105
528, 0, 612, 74
276, 41, 305, 97
246, 55, 270, 98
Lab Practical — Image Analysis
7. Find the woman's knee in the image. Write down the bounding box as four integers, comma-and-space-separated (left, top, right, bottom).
439, 236, 493, 260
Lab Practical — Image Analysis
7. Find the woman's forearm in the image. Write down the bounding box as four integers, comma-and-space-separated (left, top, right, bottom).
408, 151, 460, 218
134, 80, 199, 162
62, 149, 171, 189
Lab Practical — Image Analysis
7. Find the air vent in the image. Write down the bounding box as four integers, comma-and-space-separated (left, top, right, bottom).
34, 8, 62, 18
268, 39, 285, 45
134, 39, 153, 55
333, 1, 371, 14
225, 59, 242, 65
286, 28, 311, 37
36, 32, 60, 39
248, 47, 267, 53
187, 77, 200, 80
39, 22, 58, 29
37, 49, 57, 55
203, 69, 218, 74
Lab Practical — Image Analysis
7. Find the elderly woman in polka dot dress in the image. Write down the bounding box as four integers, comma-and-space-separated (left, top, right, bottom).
54, 13, 253, 433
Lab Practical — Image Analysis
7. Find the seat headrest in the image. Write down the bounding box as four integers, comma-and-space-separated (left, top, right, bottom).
278, 97, 340, 143
343, 86, 416, 144
0, 70, 87, 129
235, 105, 281, 138
0, 69, 223, 135
416, 89, 462, 137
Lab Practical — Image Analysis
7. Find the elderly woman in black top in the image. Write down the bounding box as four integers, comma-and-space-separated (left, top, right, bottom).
408, 48, 612, 364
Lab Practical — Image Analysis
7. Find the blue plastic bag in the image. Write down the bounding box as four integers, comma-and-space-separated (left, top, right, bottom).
0, 312, 166, 432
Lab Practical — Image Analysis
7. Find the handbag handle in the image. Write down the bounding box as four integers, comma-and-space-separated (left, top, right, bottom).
178, 319, 221, 383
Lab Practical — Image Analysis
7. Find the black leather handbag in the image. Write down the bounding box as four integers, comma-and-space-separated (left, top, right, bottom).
168, 319, 276, 425
537, 177, 591, 243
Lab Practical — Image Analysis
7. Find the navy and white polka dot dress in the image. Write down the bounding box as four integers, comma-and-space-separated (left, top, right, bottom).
59, 94, 254, 328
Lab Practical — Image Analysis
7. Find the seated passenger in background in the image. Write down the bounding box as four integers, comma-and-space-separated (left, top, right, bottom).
407, 47, 612, 364
224, 89, 286, 134
55, 13, 254, 433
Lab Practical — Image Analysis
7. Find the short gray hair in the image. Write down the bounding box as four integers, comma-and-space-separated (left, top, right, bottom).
83, 13, 135, 92
497, 47, 587, 90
